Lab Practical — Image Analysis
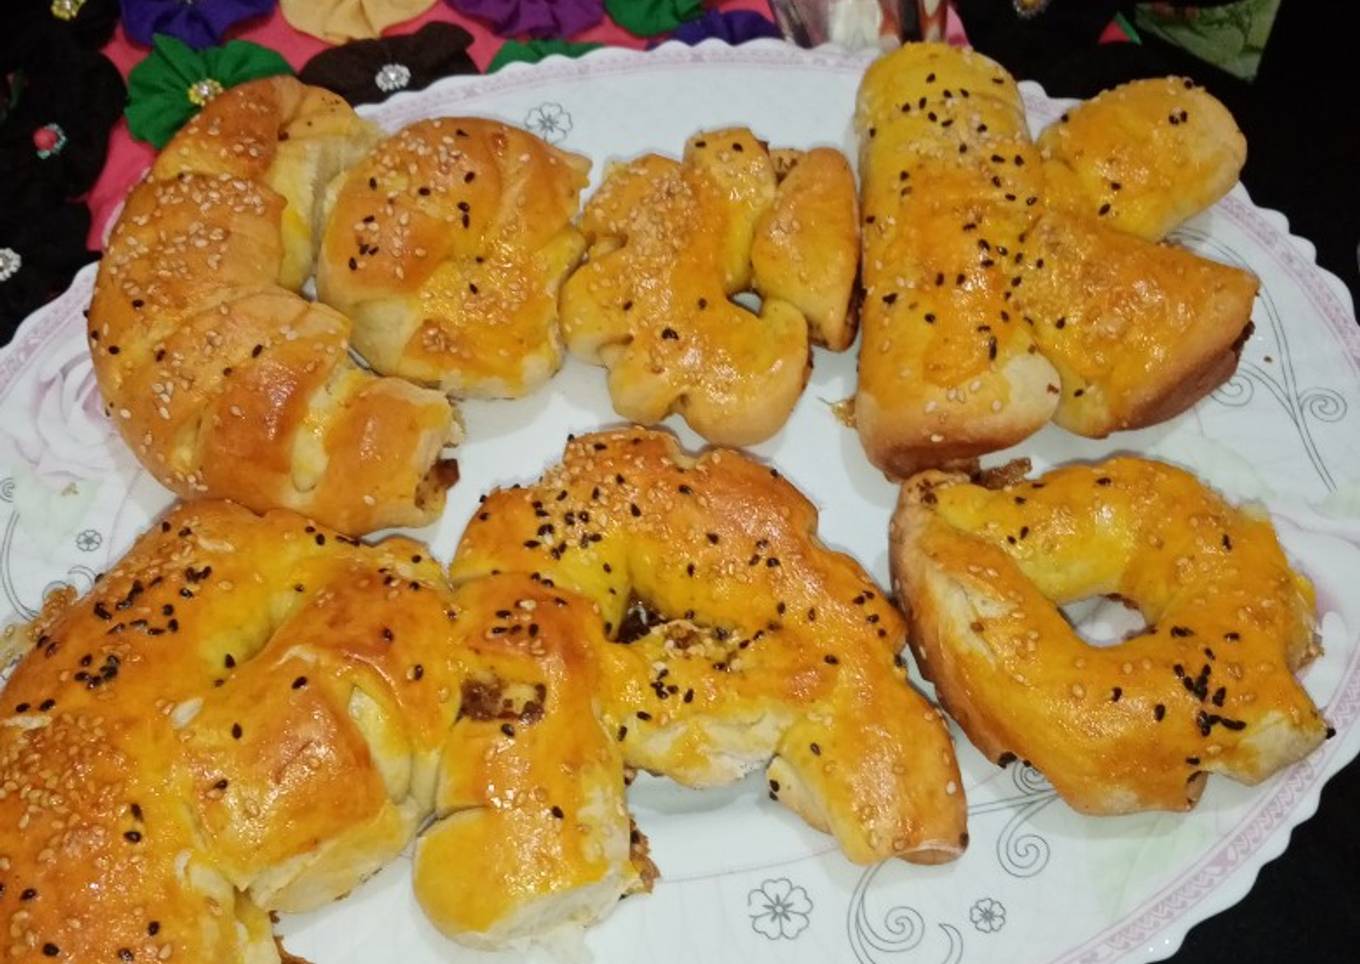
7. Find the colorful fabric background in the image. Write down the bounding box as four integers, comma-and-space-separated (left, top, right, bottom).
86, 0, 775, 247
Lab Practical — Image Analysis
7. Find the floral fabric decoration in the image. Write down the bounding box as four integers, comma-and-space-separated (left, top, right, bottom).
0, 196, 94, 338
0, 29, 126, 210
280, 0, 437, 43
605, 0, 704, 37
299, 22, 476, 106
7, 0, 120, 60
125, 34, 292, 148
447, 0, 604, 38
120, 0, 278, 50
670, 10, 781, 44
487, 38, 603, 72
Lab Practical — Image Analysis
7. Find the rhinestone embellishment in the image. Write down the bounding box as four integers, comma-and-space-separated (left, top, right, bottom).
33, 123, 68, 159
374, 63, 412, 94
0, 248, 22, 284
187, 78, 225, 108
50, 0, 87, 22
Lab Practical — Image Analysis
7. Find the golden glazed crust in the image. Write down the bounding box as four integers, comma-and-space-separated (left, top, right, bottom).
1037, 77, 1247, 242
415, 574, 645, 947
89, 77, 459, 535
451, 427, 967, 864
0, 503, 652, 960
560, 130, 860, 446
0, 502, 457, 962
317, 118, 591, 398
853, 44, 1257, 478
890, 458, 1328, 814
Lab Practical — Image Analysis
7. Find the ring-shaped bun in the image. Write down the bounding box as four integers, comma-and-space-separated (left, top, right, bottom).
891, 457, 1329, 814
452, 427, 967, 864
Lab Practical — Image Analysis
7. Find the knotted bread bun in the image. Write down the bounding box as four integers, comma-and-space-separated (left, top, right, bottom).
316, 118, 591, 397
90, 78, 460, 535
0, 502, 654, 959
560, 131, 859, 446
854, 44, 1258, 478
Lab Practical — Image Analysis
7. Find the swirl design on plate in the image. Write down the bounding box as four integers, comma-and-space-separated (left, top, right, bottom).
1173, 226, 1350, 491
960, 763, 1061, 879
847, 862, 964, 963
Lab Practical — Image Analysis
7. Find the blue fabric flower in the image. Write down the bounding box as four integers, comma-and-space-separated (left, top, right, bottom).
121, 0, 278, 50
670, 11, 782, 46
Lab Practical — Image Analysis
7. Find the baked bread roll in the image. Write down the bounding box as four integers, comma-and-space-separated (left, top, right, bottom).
0, 502, 460, 962
853, 44, 1257, 478
1019, 210, 1258, 436
415, 573, 650, 947
452, 428, 967, 864
560, 131, 859, 446
0, 502, 653, 959
89, 78, 460, 535
317, 118, 591, 397
891, 458, 1330, 814
1038, 77, 1247, 242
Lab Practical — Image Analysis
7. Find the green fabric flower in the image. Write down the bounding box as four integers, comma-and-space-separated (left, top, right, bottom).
487, 39, 604, 73
126, 34, 293, 149
605, 0, 704, 37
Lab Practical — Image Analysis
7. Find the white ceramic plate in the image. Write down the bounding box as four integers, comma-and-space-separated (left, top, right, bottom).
2, 39, 1358, 964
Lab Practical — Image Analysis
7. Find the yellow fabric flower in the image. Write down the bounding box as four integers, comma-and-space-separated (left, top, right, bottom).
280, 0, 437, 43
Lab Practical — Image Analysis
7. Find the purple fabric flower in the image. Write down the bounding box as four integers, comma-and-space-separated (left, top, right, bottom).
121, 0, 278, 50
670, 10, 782, 46
446, 0, 604, 39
